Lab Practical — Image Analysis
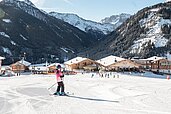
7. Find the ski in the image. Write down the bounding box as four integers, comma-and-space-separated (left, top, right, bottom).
49, 92, 74, 96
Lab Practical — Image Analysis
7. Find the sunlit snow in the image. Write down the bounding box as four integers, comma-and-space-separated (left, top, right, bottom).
2, 19, 12, 23
0, 73, 171, 114
20, 34, 28, 40
0, 32, 10, 38
10, 41, 17, 45
130, 11, 171, 54
2, 47, 12, 55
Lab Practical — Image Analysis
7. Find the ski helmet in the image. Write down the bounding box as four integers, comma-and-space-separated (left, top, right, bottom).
57, 64, 61, 69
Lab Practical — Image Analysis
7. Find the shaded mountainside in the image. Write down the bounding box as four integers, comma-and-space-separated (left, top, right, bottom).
81, 2, 171, 59
49, 12, 114, 40
0, 0, 96, 64
49, 12, 131, 40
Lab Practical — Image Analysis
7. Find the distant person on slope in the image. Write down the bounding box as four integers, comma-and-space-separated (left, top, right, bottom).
54, 64, 65, 95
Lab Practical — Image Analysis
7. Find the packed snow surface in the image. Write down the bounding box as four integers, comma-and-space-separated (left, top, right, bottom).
0, 72, 171, 114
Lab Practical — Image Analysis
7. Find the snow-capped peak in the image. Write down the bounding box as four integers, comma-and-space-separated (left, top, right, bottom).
0, 0, 35, 7
166, 0, 171, 2
49, 12, 114, 34
100, 13, 131, 29
49, 12, 131, 35
1, 0, 46, 21
20, 0, 35, 6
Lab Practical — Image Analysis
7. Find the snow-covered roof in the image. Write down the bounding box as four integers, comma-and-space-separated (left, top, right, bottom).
48, 63, 60, 67
96, 55, 125, 66
64, 57, 88, 65
18, 60, 31, 66
144, 56, 165, 62
48, 63, 65, 68
0, 56, 5, 60
166, 0, 171, 2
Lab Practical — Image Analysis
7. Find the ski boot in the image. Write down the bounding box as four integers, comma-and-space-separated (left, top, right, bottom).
53, 92, 60, 96
61, 92, 67, 96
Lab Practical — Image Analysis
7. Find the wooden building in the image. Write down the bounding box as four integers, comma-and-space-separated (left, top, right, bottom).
132, 56, 171, 74
64, 57, 101, 71
132, 56, 166, 69
11, 60, 31, 73
11, 62, 26, 72
96, 55, 126, 71
150, 58, 171, 74
96, 55, 125, 67
107, 59, 142, 71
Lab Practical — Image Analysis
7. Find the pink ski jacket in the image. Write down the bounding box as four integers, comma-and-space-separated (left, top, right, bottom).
55, 70, 63, 82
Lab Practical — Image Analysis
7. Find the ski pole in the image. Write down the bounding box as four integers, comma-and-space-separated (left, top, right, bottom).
48, 83, 57, 90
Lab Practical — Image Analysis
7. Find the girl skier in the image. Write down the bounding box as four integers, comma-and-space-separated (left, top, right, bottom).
54, 64, 66, 95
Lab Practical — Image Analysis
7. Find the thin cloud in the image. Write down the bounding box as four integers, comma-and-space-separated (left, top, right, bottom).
38, 7, 62, 13
62, 0, 73, 5
30, 0, 46, 6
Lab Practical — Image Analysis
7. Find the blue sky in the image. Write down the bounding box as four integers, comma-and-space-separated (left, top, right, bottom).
31, 0, 166, 22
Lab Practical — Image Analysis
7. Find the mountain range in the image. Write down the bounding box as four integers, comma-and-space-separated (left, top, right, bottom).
0, 0, 171, 64
101, 13, 131, 28
49, 12, 130, 40
0, 0, 131, 64
82, 1, 171, 59
0, 0, 97, 64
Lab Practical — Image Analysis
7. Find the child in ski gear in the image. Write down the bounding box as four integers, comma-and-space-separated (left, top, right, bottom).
54, 64, 65, 95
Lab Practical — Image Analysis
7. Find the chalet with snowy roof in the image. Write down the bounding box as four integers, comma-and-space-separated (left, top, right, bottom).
96, 55, 125, 69
132, 56, 166, 69
148, 56, 171, 74
64, 57, 101, 71
132, 56, 171, 74
10, 59, 31, 72
0, 56, 5, 73
107, 59, 142, 71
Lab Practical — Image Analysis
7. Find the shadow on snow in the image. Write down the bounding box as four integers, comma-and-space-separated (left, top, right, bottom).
67, 95, 119, 103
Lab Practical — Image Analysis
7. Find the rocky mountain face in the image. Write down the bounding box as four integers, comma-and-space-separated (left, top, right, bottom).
49, 12, 131, 40
0, 0, 95, 64
100, 13, 131, 29
81, 2, 171, 59
49, 12, 114, 40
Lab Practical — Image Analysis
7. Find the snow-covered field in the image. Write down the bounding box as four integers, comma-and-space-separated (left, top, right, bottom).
0, 72, 171, 114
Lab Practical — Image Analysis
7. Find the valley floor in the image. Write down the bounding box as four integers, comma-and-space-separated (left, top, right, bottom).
0, 72, 171, 114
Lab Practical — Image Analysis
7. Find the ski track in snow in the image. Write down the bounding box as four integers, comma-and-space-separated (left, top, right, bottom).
0, 73, 171, 114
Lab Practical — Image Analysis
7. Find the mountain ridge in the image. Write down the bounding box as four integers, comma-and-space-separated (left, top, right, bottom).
49, 12, 131, 40
81, 1, 171, 59
0, 0, 96, 64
